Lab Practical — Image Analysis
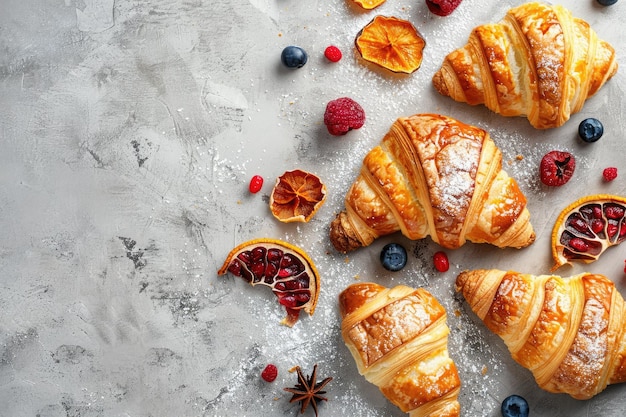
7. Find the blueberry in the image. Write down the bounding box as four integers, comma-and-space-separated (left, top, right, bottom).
501, 395, 529, 417
281, 46, 308, 69
597, 0, 618, 5
578, 118, 604, 143
380, 243, 407, 272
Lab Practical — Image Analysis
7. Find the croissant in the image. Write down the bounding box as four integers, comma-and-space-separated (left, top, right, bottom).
432, 2, 618, 129
329, 113, 535, 253
339, 282, 461, 417
455, 269, 626, 399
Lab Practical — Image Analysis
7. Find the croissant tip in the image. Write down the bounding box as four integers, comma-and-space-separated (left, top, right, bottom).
329, 211, 362, 253
454, 270, 470, 291
432, 70, 449, 96
516, 231, 536, 248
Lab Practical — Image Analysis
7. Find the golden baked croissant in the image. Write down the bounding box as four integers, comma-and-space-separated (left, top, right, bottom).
339, 282, 461, 417
455, 269, 626, 399
329, 113, 535, 253
432, 2, 618, 129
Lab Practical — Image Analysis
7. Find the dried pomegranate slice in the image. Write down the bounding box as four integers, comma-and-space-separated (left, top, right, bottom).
551, 194, 626, 270
217, 238, 320, 327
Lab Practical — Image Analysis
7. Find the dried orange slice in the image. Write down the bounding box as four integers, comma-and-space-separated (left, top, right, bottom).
352, 0, 386, 10
551, 194, 626, 270
218, 238, 321, 327
355, 15, 426, 74
270, 169, 327, 223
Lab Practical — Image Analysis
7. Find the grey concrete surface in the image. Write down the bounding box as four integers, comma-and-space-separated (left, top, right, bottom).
1, 0, 625, 416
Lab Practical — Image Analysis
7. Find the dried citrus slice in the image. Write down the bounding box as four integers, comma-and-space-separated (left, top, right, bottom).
217, 238, 320, 327
352, 0, 386, 10
270, 169, 327, 223
551, 194, 626, 270
355, 15, 426, 74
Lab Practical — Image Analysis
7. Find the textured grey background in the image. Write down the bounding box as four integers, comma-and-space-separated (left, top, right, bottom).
1, 0, 625, 416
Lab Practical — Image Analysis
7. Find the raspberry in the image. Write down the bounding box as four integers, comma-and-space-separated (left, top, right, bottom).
539, 151, 575, 186
433, 251, 449, 272
603, 167, 618, 182
324, 45, 342, 63
425, 0, 463, 16
249, 175, 264, 193
261, 364, 278, 382
323, 97, 365, 136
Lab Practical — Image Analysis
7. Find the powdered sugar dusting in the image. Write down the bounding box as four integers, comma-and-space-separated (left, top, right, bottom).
3, 0, 625, 416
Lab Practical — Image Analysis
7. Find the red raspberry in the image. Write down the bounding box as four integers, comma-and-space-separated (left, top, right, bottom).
425, 0, 463, 16
249, 175, 264, 193
324, 45, 342, 63
323, 97, 365, 136
261, 364, 278, 382
539, 151, 575, 186
433, 251, 449, 272
603, 167, 618, 182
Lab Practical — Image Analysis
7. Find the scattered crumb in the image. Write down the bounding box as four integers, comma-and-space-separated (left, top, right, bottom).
481, 365, 488, 375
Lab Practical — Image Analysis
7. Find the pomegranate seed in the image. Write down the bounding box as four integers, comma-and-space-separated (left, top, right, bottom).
296, 293, 310, 303
569, 238, 589, 252
624, 260, 626, 274
605, 205, 625, 219
603, 167, 618, 182
591, 219, 605, 234
592, 206, 603, 219
433, 251, 450, 272
569, 217, 589, 234
261, 364, 278, 382
264, 263, 278, 278
607, 223, 618, 239
280, 295, 297, 308
249, 175, 264, 193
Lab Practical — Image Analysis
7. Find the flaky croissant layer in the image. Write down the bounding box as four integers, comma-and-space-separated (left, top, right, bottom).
456, 269, 626, 399
330, 113, 535, 253
433, 2, 618, 129
339, 283, 461, 417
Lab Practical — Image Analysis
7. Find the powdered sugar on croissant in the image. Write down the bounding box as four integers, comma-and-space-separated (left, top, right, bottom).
432, 2, 618, 129
329, 113, 534, 253
456, 269, 626, 399
339, 283, 461, 417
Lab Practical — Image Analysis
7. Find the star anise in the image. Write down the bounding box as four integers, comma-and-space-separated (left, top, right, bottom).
284, 364, 333, 417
